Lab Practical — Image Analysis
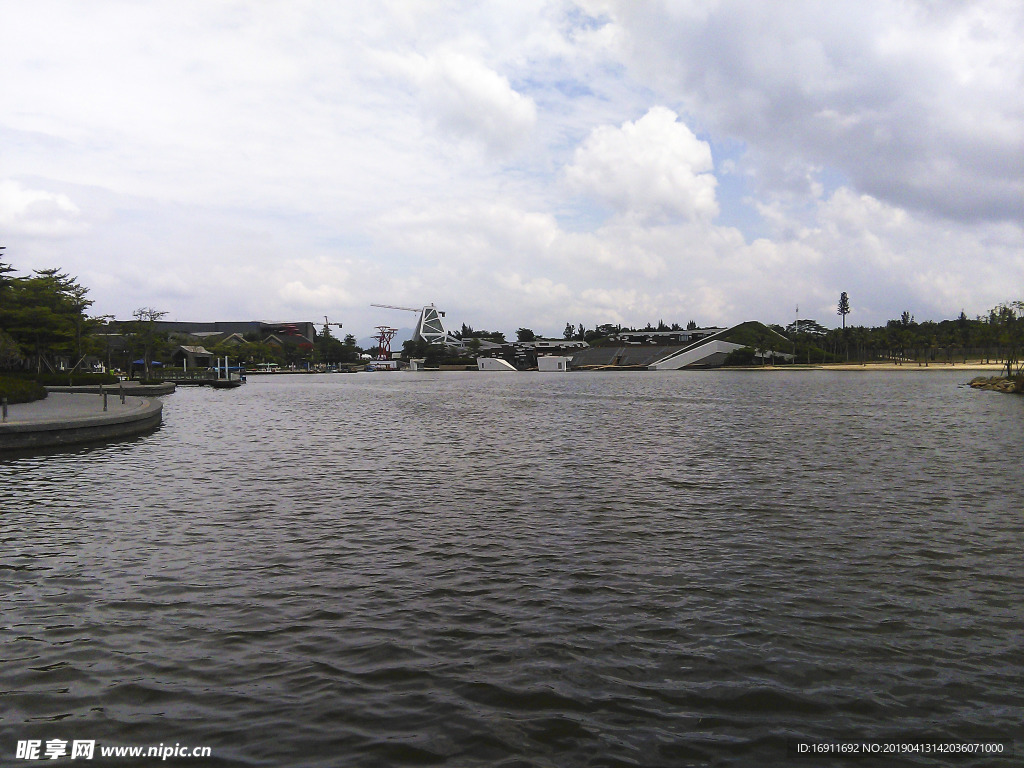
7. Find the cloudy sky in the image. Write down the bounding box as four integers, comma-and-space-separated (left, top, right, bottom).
2, 1, 1021, 337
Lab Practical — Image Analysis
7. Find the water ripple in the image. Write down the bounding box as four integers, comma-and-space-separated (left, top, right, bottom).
2, 371, 1021, 766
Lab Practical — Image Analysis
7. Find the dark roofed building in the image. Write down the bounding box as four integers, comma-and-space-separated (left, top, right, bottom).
170, 345, 214, 369
106, 320, 318, 344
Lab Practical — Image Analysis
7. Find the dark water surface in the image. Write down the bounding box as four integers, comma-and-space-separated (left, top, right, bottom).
2, 371, 1022, 767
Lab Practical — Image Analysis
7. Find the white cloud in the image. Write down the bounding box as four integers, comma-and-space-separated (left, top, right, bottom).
275, 257, 357, 312
564, 107, 718, 223
279, 281, 354, 311
742, 186, 1024, 322
402, 49, 537, 155
599, 0, 1024, 223
0, 180, 84, 237
0, 1, 1020, 335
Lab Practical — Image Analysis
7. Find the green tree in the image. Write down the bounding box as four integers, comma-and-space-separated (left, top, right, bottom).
0, 266, 97, 374
516, 327, 536, 342
787, 318, 828, 337
849, 326, 869, 364
0, 330, 22, 370
128, 307, 168, 379
401, 337, 431, 360
988, 301, 1024, 375
837, 291, 851, 329
0, 249, 15, 298
311, 330, 356, 366
224, 340, 281, 367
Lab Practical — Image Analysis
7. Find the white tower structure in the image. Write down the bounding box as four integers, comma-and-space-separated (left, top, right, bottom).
370, 303, 462, 346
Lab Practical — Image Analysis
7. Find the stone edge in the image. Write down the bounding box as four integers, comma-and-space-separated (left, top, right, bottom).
0, 397, 164, 451
45, 383, 177, 396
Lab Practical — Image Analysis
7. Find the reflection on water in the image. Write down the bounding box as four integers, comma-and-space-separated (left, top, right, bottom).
2, 372, 1022, 766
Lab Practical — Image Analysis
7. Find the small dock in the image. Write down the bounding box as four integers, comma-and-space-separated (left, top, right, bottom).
157, 371, 244, 388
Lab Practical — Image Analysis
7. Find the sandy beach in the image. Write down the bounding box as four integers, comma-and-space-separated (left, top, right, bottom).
814, 362, 1010, 372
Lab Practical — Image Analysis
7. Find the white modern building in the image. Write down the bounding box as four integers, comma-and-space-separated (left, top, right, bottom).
537, 356, 571, 372
477, 358, 518, 371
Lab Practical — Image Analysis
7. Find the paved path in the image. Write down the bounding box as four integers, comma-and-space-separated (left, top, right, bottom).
2, 392, 152, 425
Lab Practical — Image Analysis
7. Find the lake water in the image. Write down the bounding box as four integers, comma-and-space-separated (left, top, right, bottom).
2, 371, 1022, 766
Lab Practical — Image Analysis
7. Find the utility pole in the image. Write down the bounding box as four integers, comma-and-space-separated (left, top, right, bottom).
794, 304, 799, 363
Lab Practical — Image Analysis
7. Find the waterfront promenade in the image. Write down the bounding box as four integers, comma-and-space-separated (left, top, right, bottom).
0, 391, 163, 451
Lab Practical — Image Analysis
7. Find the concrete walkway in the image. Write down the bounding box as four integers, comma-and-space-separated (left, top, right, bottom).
0, 393, 163, 451
3, 392, 145, 423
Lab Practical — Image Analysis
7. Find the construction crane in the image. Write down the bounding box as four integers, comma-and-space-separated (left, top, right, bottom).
370, 303, 425, 314
370, 303, 461, 346
322, 316, 343, 338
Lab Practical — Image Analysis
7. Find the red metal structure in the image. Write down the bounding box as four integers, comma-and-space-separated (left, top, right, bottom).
374, 326, 397, 360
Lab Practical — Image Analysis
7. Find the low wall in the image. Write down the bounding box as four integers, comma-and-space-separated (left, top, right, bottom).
0, 398, 163, 452
45, 382, 177, 396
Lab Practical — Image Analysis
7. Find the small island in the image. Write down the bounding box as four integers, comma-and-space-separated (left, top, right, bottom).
969, 375, 1024, 394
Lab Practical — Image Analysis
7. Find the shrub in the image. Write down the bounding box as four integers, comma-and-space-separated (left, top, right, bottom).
0, 376, 47, 404
722, 347, 756, 366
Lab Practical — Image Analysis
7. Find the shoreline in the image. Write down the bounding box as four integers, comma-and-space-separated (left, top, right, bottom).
44, 381, 177, 395
741, 362, 1009, 372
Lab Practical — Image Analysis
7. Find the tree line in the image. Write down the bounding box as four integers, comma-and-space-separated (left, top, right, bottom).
3, 251, 1021, 376
0, 253, 101, 375
780, 304, 1023, 372
554, 292, 1023, 371
0, 255, 369, 377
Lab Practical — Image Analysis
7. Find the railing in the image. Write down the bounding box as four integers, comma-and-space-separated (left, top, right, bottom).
154, 371, 219, 382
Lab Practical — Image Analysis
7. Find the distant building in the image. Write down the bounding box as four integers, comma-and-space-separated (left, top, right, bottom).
96, 319, 317, 370
178, 331, 248, 347
475, 338, 590, 370
570, 322, 793, 370
260, 333, 315, 363
612, 328, 726, 345
537, 356, 571, 372
169, 345, 214, 369
105, 320, 318, 344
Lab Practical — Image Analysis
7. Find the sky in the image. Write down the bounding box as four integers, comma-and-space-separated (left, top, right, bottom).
1, 0, 1022, 339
